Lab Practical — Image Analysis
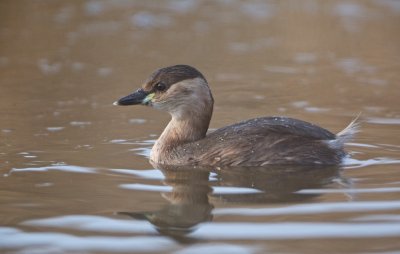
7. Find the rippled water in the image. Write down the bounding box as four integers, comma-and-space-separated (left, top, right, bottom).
1, 1, 400, 253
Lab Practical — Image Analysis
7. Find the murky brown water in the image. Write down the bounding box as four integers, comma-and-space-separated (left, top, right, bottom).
1, 0, 400, 253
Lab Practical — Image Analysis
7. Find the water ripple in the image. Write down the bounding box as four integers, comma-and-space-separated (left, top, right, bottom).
119, 183, 262, 194
10, 165, 96, 174
214, 201, 400, 216
343, 157, 400, 168
109, 168, 164, 180
190, 222, 400, 239
0, 227, 175, 252
297, 187, 400, 194
21, 215, 155, 234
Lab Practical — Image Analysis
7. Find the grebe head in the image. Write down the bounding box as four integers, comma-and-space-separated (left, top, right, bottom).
114, 65, 214, 120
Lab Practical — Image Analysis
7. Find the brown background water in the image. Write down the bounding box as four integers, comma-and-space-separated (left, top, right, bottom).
1, 0, 400, 253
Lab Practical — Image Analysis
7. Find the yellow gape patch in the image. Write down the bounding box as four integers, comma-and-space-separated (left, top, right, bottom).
143, 93, 155, 104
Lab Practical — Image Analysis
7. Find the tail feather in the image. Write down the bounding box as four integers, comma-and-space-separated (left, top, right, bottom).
326, 114, 361, 149
336, 113, 361, 145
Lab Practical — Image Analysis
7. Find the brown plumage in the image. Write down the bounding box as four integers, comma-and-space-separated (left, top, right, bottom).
114, 65, 359, 166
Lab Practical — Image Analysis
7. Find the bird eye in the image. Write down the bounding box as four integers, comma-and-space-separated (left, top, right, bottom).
155, 82, 167, 92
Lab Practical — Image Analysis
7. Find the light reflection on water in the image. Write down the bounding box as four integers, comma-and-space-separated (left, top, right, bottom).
214, 201, 400, 216
190, 222, 400, 239
0, 228, 177, 253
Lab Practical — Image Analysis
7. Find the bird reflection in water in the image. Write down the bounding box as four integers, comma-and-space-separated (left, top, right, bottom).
119, 165, 213, 240
118, 164, 341, 240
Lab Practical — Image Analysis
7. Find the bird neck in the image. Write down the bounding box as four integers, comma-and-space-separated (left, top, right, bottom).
151, 109, 212, 164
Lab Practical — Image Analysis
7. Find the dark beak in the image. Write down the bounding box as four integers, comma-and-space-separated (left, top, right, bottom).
113, 89, 148, 106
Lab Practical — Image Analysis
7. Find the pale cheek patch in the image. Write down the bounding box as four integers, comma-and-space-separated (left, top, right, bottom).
151, 78, 212, 115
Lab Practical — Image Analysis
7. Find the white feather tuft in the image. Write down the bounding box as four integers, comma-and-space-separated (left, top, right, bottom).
326, 113, 361, 148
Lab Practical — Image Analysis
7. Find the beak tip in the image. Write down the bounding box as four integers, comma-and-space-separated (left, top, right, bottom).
114, 89, 148, 106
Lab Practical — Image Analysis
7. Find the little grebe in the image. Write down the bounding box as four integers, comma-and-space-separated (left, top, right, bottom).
114, 65, 358, 166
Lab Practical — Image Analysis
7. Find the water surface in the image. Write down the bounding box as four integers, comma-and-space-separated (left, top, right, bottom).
1, 1, 400, 253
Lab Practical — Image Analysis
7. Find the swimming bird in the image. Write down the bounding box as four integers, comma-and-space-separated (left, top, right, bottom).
114, 65, 358, 166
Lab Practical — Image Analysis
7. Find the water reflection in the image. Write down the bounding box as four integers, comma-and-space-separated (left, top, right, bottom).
119, 163, 340, 238
210, 165, 339, 203
119, 166, 213, 239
